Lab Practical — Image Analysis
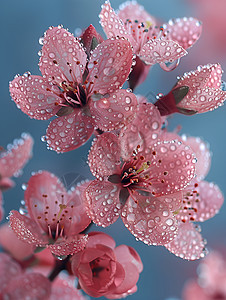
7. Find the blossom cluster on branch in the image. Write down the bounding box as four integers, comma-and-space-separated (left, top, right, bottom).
0, 0, 225, 299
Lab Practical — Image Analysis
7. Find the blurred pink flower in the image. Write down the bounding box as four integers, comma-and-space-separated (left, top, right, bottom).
10, 171, 91, 257
155, 63, 226, 116
9, 26, 137, 152
183, 251, 226, 299
71, 231, 143, 299
84, 103, 196, 246
100, 1, 202, 89
0, 133, 33, 221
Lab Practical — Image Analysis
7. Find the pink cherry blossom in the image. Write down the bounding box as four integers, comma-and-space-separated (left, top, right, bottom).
9, 26, 137, 152
183, 251, 226, 299
155, 64, 226, 116
84, 103, 196, 245
79, 24, 104, 57
165, 134, 223, 260
71, 231, 143, 298
0, 133, 33, 221
0, 253, 51, 300
10, 171, 91, 257
99, 1, 202, 89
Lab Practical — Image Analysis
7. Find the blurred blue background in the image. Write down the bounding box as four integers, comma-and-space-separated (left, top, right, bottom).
1, 0, 226, 299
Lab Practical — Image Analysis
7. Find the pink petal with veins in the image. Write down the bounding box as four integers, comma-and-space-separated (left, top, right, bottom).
88, 132, 121, 179
179, 180, 224, 223
165, 222, 205, 260
0, 253, 22, 295
99, 2, 137, 50
139, 39, 187, 66
121, 193, 178, 245
25, 171, 67, 231
148, 141, 196, 195
164, 17, 202, 50
0, 133, 33, 178
9, 210, 48, 246
88, 37, 133, 94
119, 103, 161, 160
39, 26, 87, 85
85, 180, 122, 227
9, 75, 60, 120
90, 89, 137, 131
48, 234, 88, 256
183, 136, 211, 180
3, 273, 51, 300
46, 110, 94, 153
118, 1, 157, 26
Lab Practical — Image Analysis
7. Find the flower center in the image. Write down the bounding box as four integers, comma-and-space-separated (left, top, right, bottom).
90, 258, 110, 278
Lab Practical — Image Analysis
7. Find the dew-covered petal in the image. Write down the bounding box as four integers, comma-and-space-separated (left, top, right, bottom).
119, 103, 161, 160
39, 26, 87, 85
48, 234, 88, 256
179, 180, 224, 223
25, 171, 67, 231
118, 1, 157, 26
89, 89, 137, 131
99, 2, 137, 51
121, 193, 178, 245
80, 24, 104, 57
0, 133, 33, 179
165, 222, 205, 260
87, 232, 116, 249
176, 64, 226, 113
85, 180, 122, 227
148, 141, 196, 195
164, 17, 202, 50
182, 136, 211, 180
3, 272, 51, 300
46, 110, 94, 153
88, 132, 121, 179
0, 253, 22, 294
88, 37, 133, 94
9, 210, 48, 246
139, 38, 187, 66
9, 75, 61, 120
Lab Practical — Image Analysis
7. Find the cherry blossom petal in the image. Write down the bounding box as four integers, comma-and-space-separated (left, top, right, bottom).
85, 180, 122, 227
182, 280, 207, 300
99, 2, 137, 51
3, 273, 51, 300
176, 64, 226, 113
0, 192, 3, 221
39, 26, 87, 85
9, 210, 48, 246
51, 278, 86, 300
87, 232, 116, 249
121, 193, 179, 245
0, 177, 15, 191
25, 171, 67, 231
48, 234, 88, 256
118, 1, 157, 26
119, 103, 161, 160
183, 136, 211, 180
0, 133, 33, 178
179, 181, 224, 223
0, 223, 35, 260
89, 89, 137, 131
46, 110, 94, 153
88, 132, 121, 179
165, 222, 206, 260
148, 141, 196, 195
0, 253, 22, 295
139, 38, 187, 66
80, 24, 104, 57
164, 17, 202, 50
9, 75, 60, 120
88, 37, 133, 94
115, 245, 143, 273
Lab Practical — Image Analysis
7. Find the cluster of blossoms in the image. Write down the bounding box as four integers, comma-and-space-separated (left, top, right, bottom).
1, 0, 226, 299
